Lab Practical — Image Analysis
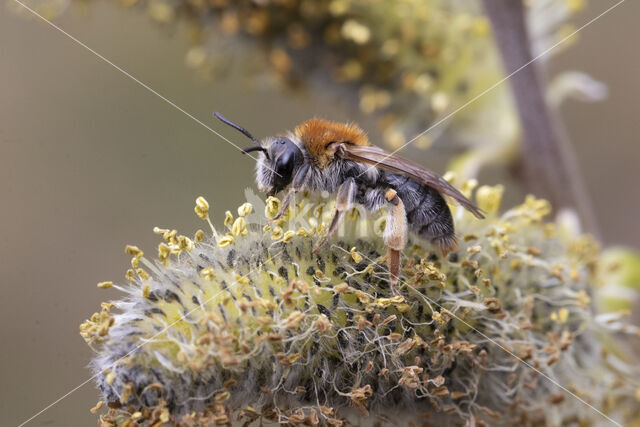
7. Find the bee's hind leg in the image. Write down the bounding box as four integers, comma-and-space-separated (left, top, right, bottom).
313, 178, 357, 254
383, 189, 408, 297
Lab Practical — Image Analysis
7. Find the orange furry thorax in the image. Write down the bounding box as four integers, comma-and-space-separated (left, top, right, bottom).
294, 119, 369, 165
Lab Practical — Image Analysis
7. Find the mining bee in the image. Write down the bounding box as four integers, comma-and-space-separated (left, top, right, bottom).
215, 113, 485, 296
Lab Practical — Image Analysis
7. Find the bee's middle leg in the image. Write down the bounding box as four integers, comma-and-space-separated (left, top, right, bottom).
383, 189, 408, 297
313, 177, 357, 253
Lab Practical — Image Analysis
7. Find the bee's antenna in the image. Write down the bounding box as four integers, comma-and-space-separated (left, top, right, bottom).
213, 112, 259, 145
214, 112, 269, 159
242, 146, 267, 155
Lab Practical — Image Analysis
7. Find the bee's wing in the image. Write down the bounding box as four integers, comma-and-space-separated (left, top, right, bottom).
339, 144, 485, 219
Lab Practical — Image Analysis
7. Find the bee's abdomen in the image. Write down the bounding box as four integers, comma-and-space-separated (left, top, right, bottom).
386, 173, 455, 250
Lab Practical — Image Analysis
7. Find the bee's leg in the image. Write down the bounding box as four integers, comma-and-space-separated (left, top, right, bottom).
313, 178, 357, 253
269, 164, 310, 222
383, 189, 408, 297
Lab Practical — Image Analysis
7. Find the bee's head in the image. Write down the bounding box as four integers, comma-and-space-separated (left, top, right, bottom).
214, 113, 304, 196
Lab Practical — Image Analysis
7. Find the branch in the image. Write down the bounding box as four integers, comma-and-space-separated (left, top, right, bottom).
481, 0, 599, 235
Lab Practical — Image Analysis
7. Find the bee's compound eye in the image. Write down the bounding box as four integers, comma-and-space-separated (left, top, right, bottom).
270, 138, 303, 194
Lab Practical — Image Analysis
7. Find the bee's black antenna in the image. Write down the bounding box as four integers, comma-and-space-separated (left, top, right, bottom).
213, 111, 259, 143
214, 112, 269, 159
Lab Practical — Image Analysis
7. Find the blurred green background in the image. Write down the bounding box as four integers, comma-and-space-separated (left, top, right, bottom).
1, 1, 639, 425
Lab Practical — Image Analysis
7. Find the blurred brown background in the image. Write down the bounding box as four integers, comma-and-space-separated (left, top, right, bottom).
1, 1, 639, 425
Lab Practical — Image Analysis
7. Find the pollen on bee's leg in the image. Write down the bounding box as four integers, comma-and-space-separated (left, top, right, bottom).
384, 189, 399, 205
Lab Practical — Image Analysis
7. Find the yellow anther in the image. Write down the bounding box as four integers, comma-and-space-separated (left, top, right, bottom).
125, 245, 144, 258
136, 268, 149, 281
218, 234, 234, 248
105, 371, 116, 385
476, 185, 504, 214
194, 229, 205, 242
296, 227, 310, 237
97, 281, 113, 289
194, 196, 209, 220
177, 235, 194, 251
375, 296, 405, 307
282, 230, 295, 243
271, 226, 283, 240
232, 217, 248, 236
158, 243, 171, 265
235, 273, 250, 286
224, 211, 234, 228
265, 196, 281, 218
350, 247, 363, 263
200, 268, 216, 281
142, 285, 150, 298
467, 245, 482, 254
238, 202, 253, 217
558, 308, 569, 324
153, 226, 169, 235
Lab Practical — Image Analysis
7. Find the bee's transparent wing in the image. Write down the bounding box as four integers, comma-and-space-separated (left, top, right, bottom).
339, 144, 485, 219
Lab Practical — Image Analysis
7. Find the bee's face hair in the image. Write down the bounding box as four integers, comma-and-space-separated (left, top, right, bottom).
256, 136, 304, 196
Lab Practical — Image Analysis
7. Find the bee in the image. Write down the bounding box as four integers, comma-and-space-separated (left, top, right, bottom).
215, 113, 485, 296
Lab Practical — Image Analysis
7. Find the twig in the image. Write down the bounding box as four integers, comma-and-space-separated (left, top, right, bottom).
481, 0, 599, 235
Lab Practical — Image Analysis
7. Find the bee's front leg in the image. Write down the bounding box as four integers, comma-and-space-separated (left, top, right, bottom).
313, 178, 357, 254
269, 164, 310, 223
383, 189, 408, 297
